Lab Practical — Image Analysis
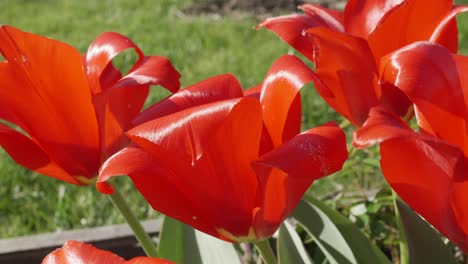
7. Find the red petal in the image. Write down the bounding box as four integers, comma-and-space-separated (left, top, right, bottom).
379, 82, 413, 118
430, 6, 468, 51
353, 106, 414, 148
126, 257, 175, 264
85, 32, 144, 94
42, 240, 174, 264
380, 137, 467, 253
98, 145, 223, 238
0, 123, 79, 184
134, 74, 243, 125
252, 122, 348, 238
95, 55, 183, 159
42, 240, 125, 264
101, 98, 264, 240
367, 0, 455, 62
354, 104, 468, 252
306, 27, 379, 126
0, 25, 100, 178
450, 179, 468, 252
87, 34, 180, 159
258, 5, 343, 62
257, 14, 322, 61
380, 42, 468, 151
300, 4, 344, 31
244, 83, 262, 99
344, 0, 404, 39
259, 55, 315, 147
112, 55, 181, 93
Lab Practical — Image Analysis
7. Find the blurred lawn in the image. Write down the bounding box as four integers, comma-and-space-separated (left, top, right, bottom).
0, 0, 467, 240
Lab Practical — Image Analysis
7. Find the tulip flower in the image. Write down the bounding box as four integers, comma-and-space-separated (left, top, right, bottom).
258, 0, 468, 126
0, 25, 180, 185
354, 42, 468, 252
97, 55, 348, 242
42, 240, 174, 264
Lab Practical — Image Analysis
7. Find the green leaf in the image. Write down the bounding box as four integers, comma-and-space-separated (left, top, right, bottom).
277, 221, 313, 264
294, 197, 390, 264
396, 199, 457, 264
158, 216, 241, 264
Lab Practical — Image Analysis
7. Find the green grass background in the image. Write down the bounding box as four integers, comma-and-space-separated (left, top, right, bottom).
1, 0, 468, 240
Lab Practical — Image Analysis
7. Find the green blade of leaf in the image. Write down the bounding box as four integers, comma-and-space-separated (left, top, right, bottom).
277, 221, 313, 264
396, 199, 457, 264
294, 197, 390, 264
157, 216, 241, 264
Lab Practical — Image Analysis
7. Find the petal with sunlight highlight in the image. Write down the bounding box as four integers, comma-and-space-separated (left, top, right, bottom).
299, 4, 344, 31
99, 145, 223, 238
257, 14, 323, 61
344, 0, 403, 39
259, 55, 316, 147
354, 105, 468, 252
100, 98, 264, 241
0, 25, 100, 178
252, 122, 348, 238
256, 122, 348, 194
86, 33, 181, 160
380, 42, 468, 150
367, 0, 455, 61
306, 27, 379, 126
430, 6, 468, 51
353, 106, 415, 148
86, 32, 144, 93
134, 73, 243, 125
112, 55, 181, 93
42, 240, 174, 264
258, 5, 343, 62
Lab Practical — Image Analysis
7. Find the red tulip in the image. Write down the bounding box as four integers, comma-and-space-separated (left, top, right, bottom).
354, 42, 468, 252
258, 0, 468, 126
42, 240, 174, 264
0, 25, 180, 185
97, 55, 348, 242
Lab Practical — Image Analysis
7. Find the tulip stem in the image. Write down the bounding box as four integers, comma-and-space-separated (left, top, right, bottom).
109, 189, 159, 257
254, 239, 277, 264
392, 191, 409, 264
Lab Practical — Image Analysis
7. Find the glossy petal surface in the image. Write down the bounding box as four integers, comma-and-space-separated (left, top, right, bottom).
367, 0, 455, 62
355, 106, 468, 252
258, 5, 343, 62
259, 0, 461, 126
100, 98, 263, 240
306, 27, 379, 126
134, 74, 243, 125
380, 42, 468, 151
300, 4, 344, 31
430, 6, 468, 50
252, 122, 347, 238
354, 106, 415, 148
257, 14, 323, 61
0, 25, 180, 184
259, 55, 316, 147
344, 0, 403, 39
112, 55, 181, 93
85, 32, 144, 94
42, 240, 174, 264
87, 34, 181, 160
0, 25, 100, 178
380, 138, 468, 252
98, 56, 348, 242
